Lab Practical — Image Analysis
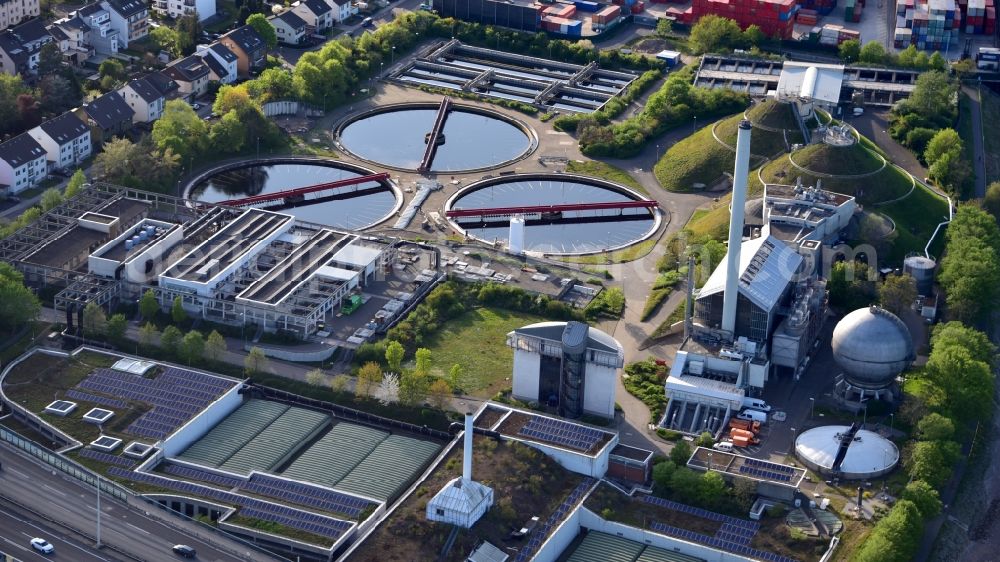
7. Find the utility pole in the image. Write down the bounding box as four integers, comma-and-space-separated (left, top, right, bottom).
96, 475, 102, 547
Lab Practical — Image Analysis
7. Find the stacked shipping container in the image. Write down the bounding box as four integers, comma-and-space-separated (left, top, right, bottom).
810, 23, 860, 44
956, 0, 996, 33
689, 0, 799, 39
799, 0, 838, 15
843, 0, 863, 21
894, 0, 961, 49
591, 3, 622, 25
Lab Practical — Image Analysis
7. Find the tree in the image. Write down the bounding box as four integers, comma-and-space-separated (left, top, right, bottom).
414, 347, 432, 375
695, 431, 715, 448
828, 261, 878, 311
858, 41, 887, 64
655, 18, 672, 39
907, 71, 956, 119
697, 471, 727, 507
652, 459, 677, 490
897, 44, 919, 68
106, 313, 127, 344
99, 59, 125, 81
854, 500, 923, 562
330, 374, 349, 393
667, 466, 702, 502
689, 15, 744, 54
176, 13, 202, 55
139, 289, 159, 320
399, 372, 431, 405
429, 378, 452, 410
447, 363, 470, 393
152, 100, 208, 163
40, 188, 63, 212
205, 330, 226, 362
924, 343, 995, 423
928, 51, 947, 71
93, 137, 180, 192
38, 74, 80, 115
838, 39, 861, 62
917, 412, 955, 442
82, 302, 107, 336
374, 373, 400, 405
244, 346, 269, 375
171, 295, 187, 324
16, 93, 40, 129
984, 181, 1000, 221
879, 273, 918, 314
180, 330, 205, 364
0, 74, 32, 135
246, 13, 278, 50
931, 322, 996, 366
37, 42, 64, 76
65, 169, 86, 199
385, 340, 405, 372
356, 361, 382, 398
924, 128, 963, 166
138, 322, 158, 348
902, 480, 942, 518
209, 111, 246, 153
149, 26, 180, 57
306, 368, 325, 386
929, 150, 971, 194
161, 325, 183, 355
742, 24, 764, 48
910, 439, 961, 488
0, 264, 40, 333
669, 440, 692, 466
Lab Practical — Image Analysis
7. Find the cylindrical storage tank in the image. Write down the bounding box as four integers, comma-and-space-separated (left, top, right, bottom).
508, 215, 526, 255
559, 321, 590, 419
125, 239, 134, 250
832, 306, 914, 390
146, 225, 157, 236
139, 230, 149, 241
902, 255, 936, 295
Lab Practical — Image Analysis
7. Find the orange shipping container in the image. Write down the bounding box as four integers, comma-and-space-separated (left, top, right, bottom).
732, 436, 751, 447
731, 428, 756, 440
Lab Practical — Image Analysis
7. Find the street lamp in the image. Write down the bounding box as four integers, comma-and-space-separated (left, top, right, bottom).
391, 45, 396, 66
889, 413, 894, 433
693, 115, 698, 133
809, 397, 815, 419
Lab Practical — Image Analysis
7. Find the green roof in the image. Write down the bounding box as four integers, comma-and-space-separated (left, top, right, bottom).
219, 406, 330, 475
178, 400, 289, 467
281, 422, 389, 487
567, 532, 644, 562
334, 434, 441, 501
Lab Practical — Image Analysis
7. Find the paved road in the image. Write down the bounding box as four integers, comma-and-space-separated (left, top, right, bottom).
851, 109, 928, 180
0, 441, 277, 562
962, 84, 988, 198
0, 501, 124, 562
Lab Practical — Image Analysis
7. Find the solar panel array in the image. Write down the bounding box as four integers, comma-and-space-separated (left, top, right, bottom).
518, 417, 606, 452
75, 367, 236, 440
243, 474, 377, 518
513, 478, 596, 562
163, 464, 246, 489
65, 389, 127, 409
649, 522, 798, 562
642, 495, 753, 526
79, 449, 135, 468
106, 467, 353, 542
739, 458, 796, 482
716, 523, 756, 546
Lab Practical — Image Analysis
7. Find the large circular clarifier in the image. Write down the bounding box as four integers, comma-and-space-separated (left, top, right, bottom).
189, 161, 399, 230
446, 175, 658, 255
337, 103, 535, 172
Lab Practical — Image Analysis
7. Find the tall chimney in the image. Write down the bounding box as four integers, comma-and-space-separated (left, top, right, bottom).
722, 120, 753, 336
463, 412, 473, 482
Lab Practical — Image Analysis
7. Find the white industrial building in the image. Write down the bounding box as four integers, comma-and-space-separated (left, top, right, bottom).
507, 321, 624, 420
88, 218, 182, 283
776, 61, 844, 118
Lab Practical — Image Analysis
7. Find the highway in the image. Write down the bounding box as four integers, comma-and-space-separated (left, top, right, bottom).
0, 502, 123, 562
0, 442, 284, 562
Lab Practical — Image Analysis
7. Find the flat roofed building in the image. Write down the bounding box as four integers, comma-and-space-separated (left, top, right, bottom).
89, 218, 182, 283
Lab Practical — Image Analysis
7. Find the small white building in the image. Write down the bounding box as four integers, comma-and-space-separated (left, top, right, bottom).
118, 74, 172, 123
196, 43, 238, 84
75, 3, 119, 55
507, 321, 624, 419
101, 0, 148, 47
88, 219, 183, 283
327, 0, 354, 23
291, 0, 333, 32
426, 413, 493, 528
163, 54, 211, 99
151, 0, 216, 21
269, 10, 307, 46
28, 112, 91, 171
0, 133, 47, 195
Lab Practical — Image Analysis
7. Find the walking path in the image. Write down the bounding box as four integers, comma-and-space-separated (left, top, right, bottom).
962, 84, 988, 198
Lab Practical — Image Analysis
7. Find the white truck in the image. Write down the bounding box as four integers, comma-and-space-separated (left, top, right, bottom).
741, 397, 772, 413
736, 409, 768, 424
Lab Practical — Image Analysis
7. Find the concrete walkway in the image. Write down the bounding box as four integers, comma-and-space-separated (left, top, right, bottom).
962, 84, 988, 198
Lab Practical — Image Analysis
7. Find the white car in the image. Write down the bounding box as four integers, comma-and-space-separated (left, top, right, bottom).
30, 538, 54, 554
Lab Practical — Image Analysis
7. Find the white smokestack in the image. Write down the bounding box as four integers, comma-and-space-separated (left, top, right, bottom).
463, 412, 473, 482
722, 120, 753, 336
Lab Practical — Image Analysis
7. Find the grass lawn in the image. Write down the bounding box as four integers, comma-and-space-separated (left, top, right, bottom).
566, 160, 647, 195
980, 87, 1000, 184
417, 308, 544, 398
878, 174, 949, 262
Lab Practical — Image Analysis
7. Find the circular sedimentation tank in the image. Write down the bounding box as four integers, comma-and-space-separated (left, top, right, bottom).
795, 425, 900, 480
187, 159, 401, 231
445, 174, 660, 255
335, 102, 536, 172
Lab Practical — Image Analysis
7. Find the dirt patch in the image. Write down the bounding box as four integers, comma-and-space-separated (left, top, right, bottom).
474, 406, 506, 430
633, 38, 668, 54
348, 436, 584, 562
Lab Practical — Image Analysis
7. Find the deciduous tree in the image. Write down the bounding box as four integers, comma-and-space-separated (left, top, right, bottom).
429, 378, 452, 410
244, 346, 269, 375
171, 295, 187, 324
0, 263, 40, 334
40, 188, 63, 211
138, 322, 158, 348
82, 302, 107, 336
306, 368, 325, 386
879, 273, 917, 315
180, 330, 205, 364
106, 313, 127, 344
356, 361, 382, 398
65, 169, 86, 199
385, 340, 405, 372
161, 325, 183, 355
902, 480, 942, 517
205, 330, 226, 362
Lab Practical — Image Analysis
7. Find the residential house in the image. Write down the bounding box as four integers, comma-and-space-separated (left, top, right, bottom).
101, 0, 147, 47
74, 3, 119, 55
218, 25, 265, 78
0, 133, 47, 195
28, 112, 92, 171
291, 0, 333, 33
151, 0, 215, 22
76, 90, 134, 145
47, 16, 94, 66
163, 54, 209, 99
0, 18, 50, 75
327, 0, 355, 23
118, 72, 177, 123
269, 11, 306, 46
196, 42, 237, 84
0, 0, 39, 32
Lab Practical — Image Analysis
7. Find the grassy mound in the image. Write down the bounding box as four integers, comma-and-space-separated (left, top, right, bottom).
655, 103, 801, 193
753, 142, 908, 205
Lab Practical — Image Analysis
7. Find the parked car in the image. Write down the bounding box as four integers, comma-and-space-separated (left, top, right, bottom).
30, 538, 54, 554
362, 17, 373, 27
172, 544, 196, 558
191, 102, 202, 110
